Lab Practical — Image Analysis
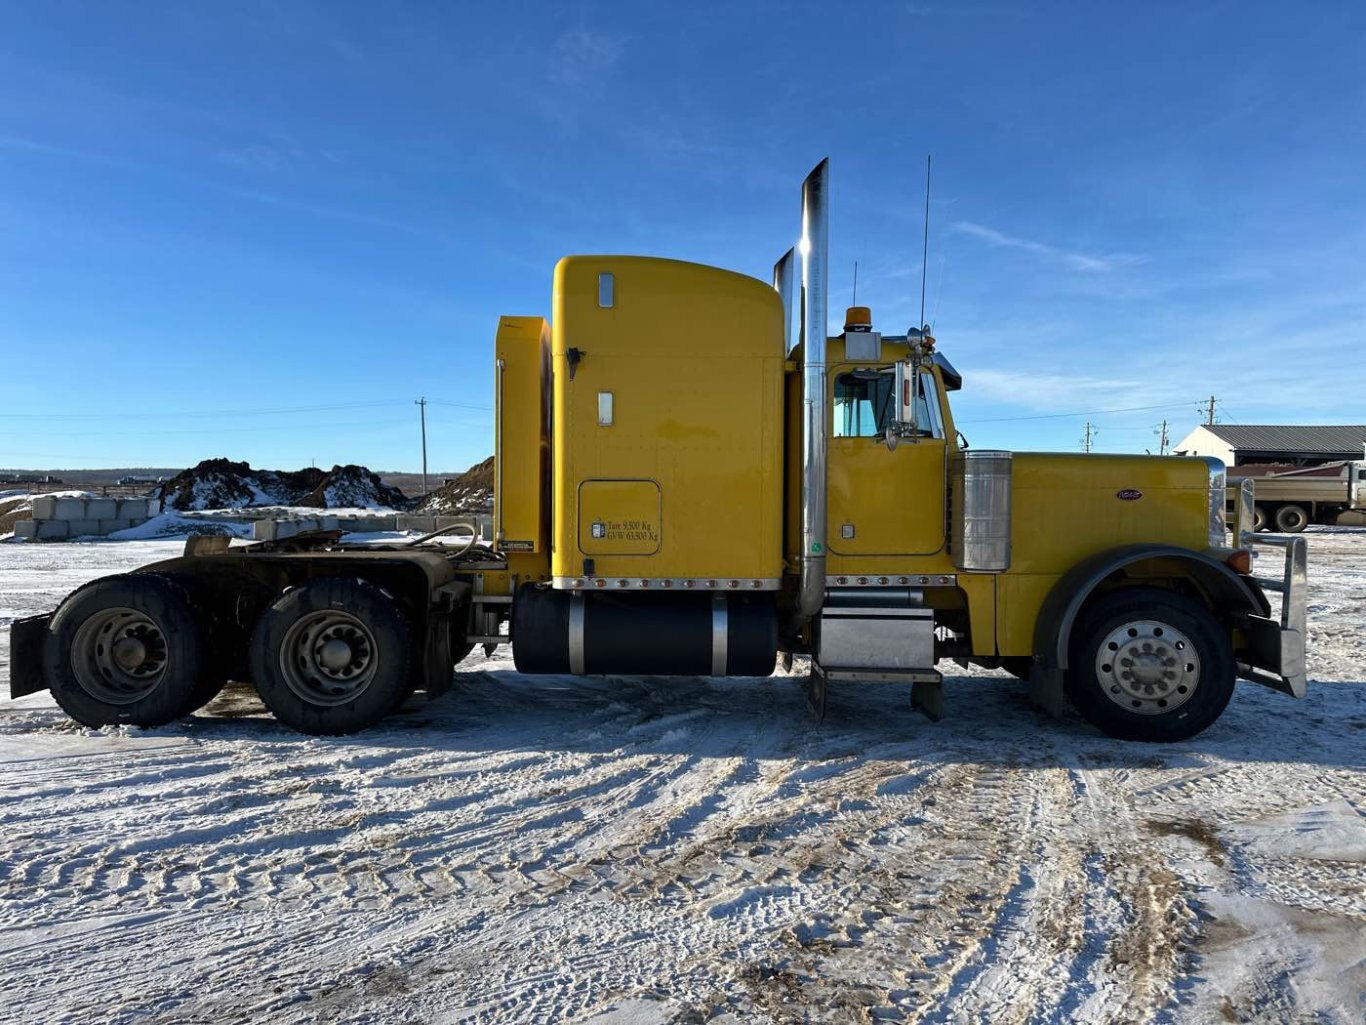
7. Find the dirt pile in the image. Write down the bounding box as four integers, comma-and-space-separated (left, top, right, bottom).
298, 465, 408, 510
0, 495, 33, 535
159, 459, 322, 511
416, 456, 494, 514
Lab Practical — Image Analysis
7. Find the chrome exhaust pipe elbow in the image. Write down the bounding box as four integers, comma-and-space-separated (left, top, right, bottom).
798, 158, 829, 620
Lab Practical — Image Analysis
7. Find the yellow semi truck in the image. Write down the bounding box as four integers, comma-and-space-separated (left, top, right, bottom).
9, 160, 1308, 742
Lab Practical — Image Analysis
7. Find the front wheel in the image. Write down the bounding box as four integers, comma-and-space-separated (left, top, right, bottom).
249, 578, 413, 735
1066, 588, 1234, 742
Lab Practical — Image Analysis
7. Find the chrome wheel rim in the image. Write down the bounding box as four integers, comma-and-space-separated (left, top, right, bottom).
279, 611, 378, 707
1094, 619, 1201, 716
71, 607, 169, 704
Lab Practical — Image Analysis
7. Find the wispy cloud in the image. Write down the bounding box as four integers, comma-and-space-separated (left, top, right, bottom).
548, 26, 624, 91
953, 220, 1143, 273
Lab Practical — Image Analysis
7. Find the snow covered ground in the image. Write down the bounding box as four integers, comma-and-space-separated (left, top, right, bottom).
0, 532, 1362, 1024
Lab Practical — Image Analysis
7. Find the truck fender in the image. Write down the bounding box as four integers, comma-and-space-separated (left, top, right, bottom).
1033, 543, 1269, 672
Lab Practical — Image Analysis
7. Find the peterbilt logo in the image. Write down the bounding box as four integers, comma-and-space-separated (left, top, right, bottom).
1116, 489, 1143, 501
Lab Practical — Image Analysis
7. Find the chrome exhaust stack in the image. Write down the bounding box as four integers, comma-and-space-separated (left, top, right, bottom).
798, 158, 830, 620
772, 248, 795, 357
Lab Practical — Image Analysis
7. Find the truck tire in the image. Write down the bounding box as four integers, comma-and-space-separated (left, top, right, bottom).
249, 578, 413, 735
1252, 505, 1267, 532
1274, 504, 1308, 533
44, 574, 208, 728
1065, 588, 1235, 743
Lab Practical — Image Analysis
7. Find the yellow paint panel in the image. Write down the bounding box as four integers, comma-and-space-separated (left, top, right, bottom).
828, 437, 946, 556
994, 453, 1212, 655
551, 256, 784, 582
578, 480, 661, 555
494, 316, 551, 561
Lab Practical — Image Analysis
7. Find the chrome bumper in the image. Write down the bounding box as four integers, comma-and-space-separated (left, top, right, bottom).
1234, 480, 1308, 697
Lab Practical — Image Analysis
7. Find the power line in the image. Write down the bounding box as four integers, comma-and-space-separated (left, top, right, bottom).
0, 417, 421, 438
957, 400, 1206, 425
426, 399, 493, 411
0, 399, 414, 421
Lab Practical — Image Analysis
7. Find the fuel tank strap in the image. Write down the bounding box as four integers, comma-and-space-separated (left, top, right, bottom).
568, 592, 586, 675
711, 594, 728, 675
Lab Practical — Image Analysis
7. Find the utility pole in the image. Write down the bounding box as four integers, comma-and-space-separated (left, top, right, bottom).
1158, 419, 1170, 455
1083, 421, 1096, 453
415, 397, 429, 496
1205, 395, 1217, 426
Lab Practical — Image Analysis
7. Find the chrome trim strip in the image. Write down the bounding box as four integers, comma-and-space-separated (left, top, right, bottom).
711, 594, 728, 675
567, 591, 586, 675
553, 576, 781, 591
826, 573, 957, 588
799, 158, 830, 620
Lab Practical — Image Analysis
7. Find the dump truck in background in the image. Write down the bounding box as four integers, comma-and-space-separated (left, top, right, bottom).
1230, 460, 1366, 532
8, 160, 1310, 743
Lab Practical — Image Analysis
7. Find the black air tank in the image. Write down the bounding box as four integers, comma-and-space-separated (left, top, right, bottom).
511, 585, 777, 676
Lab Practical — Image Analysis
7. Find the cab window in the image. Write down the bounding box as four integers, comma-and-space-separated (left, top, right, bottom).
833, 370, 941, 438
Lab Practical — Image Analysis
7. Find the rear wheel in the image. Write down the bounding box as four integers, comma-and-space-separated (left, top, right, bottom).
44, 574, 208, 728
249, 578, 413, 735
1252, 505, 1268, 532
1274, 504, 1309, 533
1066, 588, 1234, 742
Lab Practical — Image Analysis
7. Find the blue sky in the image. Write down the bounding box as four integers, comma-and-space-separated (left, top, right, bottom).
2, 1, 1363, 472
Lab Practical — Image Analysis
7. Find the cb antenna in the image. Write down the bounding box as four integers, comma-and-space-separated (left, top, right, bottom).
919, 154, 931, 330
852, 260, 859, 306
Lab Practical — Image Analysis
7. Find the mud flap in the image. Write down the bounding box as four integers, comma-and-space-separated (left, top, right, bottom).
1029, 664, 1070, 720
911, 678, 944, 722
9, 614, 52, 698
806, 663, 827, 721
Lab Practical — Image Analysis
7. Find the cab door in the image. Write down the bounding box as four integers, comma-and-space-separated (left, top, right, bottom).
827, 366, 948, 557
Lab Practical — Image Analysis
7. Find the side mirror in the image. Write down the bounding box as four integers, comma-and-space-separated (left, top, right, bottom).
895, 359, 920, 431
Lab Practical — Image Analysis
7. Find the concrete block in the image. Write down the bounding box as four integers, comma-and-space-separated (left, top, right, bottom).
397, 515, 437, 533
252, 519, 278, 541
99, 519, 134, 534
55, 498, 87, 520
66, 519, 102, 537
343, 515, 392, 532
85, 499, 118, 519
146, 498, 162, 516
117, 499, 148, 519
36, 520, 70, 540
320, 516, 339, 532
13, 519, 37, 538
31, 496, 57, 520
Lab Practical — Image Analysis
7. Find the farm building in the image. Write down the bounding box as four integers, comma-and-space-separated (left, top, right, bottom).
1173, 424, 1366, 467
